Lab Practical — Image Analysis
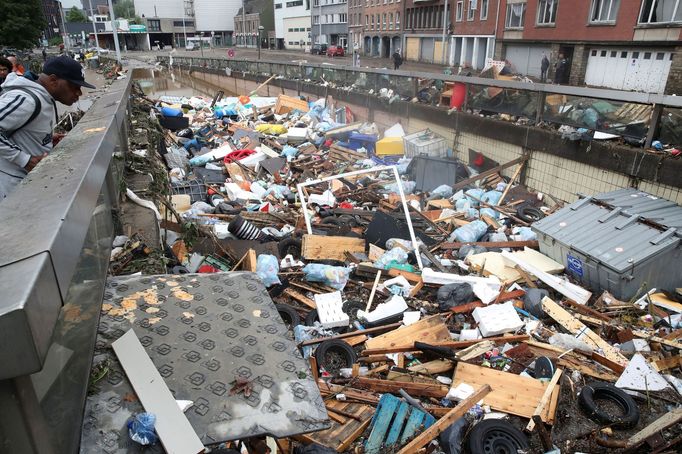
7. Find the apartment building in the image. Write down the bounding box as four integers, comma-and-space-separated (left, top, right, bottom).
235, 0, 276, 48
450, 0, 498, 69
349, 0, 364, 52
494, 0, 682, 94
311, 0, 349, 47
274, 0, 312, 50
362, 0, 403, 57
401, 0, 449, 63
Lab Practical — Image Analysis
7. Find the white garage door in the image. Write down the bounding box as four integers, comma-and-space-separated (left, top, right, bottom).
504, 44, 551, 78
585, 48, 673, 94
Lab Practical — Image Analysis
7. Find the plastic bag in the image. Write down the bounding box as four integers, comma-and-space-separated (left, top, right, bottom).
465, 188, 485, 206
437, 283, 474, 311
458, 244, 487, 259
479, 207, 499, 219
303, 264, 350, 290
450, 220, 488, 243
375, 248, 409, 269
512, 226, 537, 241
430, 184, 454, 199
481, 190, 502, 205
281, 145, 299, 161
256, 124, 288, 135
384, 180, 416, 195
439, 417, 467, 454
128, 412, 158, 446
549, 333, 593, 354
256, 254, 281, 287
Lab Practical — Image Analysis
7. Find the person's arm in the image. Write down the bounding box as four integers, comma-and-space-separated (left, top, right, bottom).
0, 91, 38, 169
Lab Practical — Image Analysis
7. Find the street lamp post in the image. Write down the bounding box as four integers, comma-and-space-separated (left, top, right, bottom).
257, 25, 264, 59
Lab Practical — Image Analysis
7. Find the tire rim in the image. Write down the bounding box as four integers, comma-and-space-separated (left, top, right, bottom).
482, 429, 524, 454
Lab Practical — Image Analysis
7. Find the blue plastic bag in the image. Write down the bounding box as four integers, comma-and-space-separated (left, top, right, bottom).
303, 264, 350, 290
128, 412, 158, 446
450, 220, 488, 243
256, 254, 281, 287
375, 248, 409, 269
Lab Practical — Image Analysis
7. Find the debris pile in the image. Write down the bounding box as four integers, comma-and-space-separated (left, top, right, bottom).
108, 82, 682, 454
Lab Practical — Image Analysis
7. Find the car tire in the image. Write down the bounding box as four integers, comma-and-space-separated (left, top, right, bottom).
275, 303, 301, 329
465, 419, 529, 454
516, 205, 545, 223
578, 382, 640, 429
278, 237, 302, 259
314, 339, 356, 373
304, 309, 319, 326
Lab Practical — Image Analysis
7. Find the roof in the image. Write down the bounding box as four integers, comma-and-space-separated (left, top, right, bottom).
532, 189, 682, 273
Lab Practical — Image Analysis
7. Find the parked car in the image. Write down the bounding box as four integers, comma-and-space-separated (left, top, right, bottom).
326, 45, 344, 57
310, 44, 327, 55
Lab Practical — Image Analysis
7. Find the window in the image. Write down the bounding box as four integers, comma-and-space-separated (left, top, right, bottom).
505, 3, 526, 28
467, 0, 476, 20
173, 20, 194, 26
389, 12, 393, 28
656, 52, 665, 59
147, 19, 161, 31
287, 0, 303, 6
313, 0, 319, 5
288, 28, 294, 32
644, 51, 652, 59
589, 0, 619, 22
396, 11, 400, 27
366, 14, 369, 26
383, 12, 387, 28
600, 50, 607, 56
340, 13, 347, 22
537, 0, 558, 24
480, 0, 489, 19
371, 14, 374, 28
456, 1, 463, 20
621, 51, 627, 57
376, 14, 380, 27
639, 0, 681, 24
313, 14, 319, 24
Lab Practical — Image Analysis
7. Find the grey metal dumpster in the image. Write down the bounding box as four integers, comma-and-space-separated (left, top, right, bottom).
532, 188, 682, 300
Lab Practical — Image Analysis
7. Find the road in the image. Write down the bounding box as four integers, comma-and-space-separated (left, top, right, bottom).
125, 47, 452, 75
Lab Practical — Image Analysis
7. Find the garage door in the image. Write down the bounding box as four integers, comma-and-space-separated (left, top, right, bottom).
585, 48, 673, 94
420, 38, 435, 63
504, 44, 551, 78
406, 38, 420, 61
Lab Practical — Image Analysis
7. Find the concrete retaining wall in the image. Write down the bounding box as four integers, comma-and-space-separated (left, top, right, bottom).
180, 68, 682, 205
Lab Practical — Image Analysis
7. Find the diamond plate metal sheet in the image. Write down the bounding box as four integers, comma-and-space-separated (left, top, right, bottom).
80, 272, 329, 453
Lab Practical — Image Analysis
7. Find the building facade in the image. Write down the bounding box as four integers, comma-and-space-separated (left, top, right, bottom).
450, 0, 497, 69
274, 0, 312, 50
235, 0, 275, 48
494, 0, 682, 94
402, 0, 448, 63
311, 0, 349, 47
42, 0, 65, 42
362, 0, 402, 58
80, 0, 109, 17
348, 0, 364, 54
194, 0, 243, 45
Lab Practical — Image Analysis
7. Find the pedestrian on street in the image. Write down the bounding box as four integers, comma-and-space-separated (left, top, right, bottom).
0, 57, 11, 89
7, 56, 25, 76
0, 56, 95, 200
554, 53, 569, 84
392, 49, 403, 70
42, 48, 47, 61
540, 53, 549, 82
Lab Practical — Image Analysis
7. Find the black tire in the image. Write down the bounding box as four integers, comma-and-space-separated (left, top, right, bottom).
275, 303, 301, 328
578, 382, 640, 429
320, 217, 343, 226
466, 419, 529, 454
304, 309, 319, 326
278, 238, 302, 259
534, 356, 555, 380
516, 205, 544, 223
314, 339, 356, 374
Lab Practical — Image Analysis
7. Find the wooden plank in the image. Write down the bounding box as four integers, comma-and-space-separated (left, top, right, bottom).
399, 408, 426, 445
627, 407, 682, 447
451, 156, 528, 191
652, 354, 682, 372
526, 368, 563, 432
365, 270, 382, 312
632, 330, 682, 350
362, 335, 530, 356
364, 315, 450, 350
450, 362, 554, 420
299, 322, 403, 347
396, 385, 492, 454
385, 401, 410, 447
541, 297, 628, 367
440, 240, 539, 250
302, 234, 365, 261
354, 378, 450, 398
283, 288, 316, 309
243, 249, 257, 272
112, 330, 204, 454
408, 359, 455, 375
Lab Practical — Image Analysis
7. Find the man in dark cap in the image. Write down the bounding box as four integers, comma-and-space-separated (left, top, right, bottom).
0, 56, 95, 199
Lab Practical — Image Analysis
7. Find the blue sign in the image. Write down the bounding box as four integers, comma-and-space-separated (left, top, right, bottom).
566, 254, 583, 277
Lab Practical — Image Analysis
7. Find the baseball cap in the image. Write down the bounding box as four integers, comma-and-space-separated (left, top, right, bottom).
43, 56, 96, 89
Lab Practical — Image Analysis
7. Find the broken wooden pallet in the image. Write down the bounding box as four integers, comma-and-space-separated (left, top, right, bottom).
365, 393, 436, 454
296, 401, 374, 452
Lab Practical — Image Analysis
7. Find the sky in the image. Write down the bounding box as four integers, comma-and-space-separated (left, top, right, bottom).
62, 0, 84, 9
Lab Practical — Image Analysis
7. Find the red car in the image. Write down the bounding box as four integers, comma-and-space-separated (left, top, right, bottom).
326, 45, 345, 57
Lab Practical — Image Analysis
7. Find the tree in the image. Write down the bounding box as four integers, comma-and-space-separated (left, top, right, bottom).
113, 0, 136, 19
66, 6, 88, 23
0, 0, 46, 49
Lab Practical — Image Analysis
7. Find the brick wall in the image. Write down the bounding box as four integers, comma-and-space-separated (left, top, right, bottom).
665, 45, 682, 95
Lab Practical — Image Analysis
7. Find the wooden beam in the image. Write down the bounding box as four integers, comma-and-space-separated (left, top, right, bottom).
627, 407, 682, 448
395, 385, 492, 454
298, 322, 403, 347
362, 335, 530, 356
452, 156, 528, 191
352, 378, 450, 398
526, 368, 563, 432
283, 287, 317, 309
302, 234, 365, 261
